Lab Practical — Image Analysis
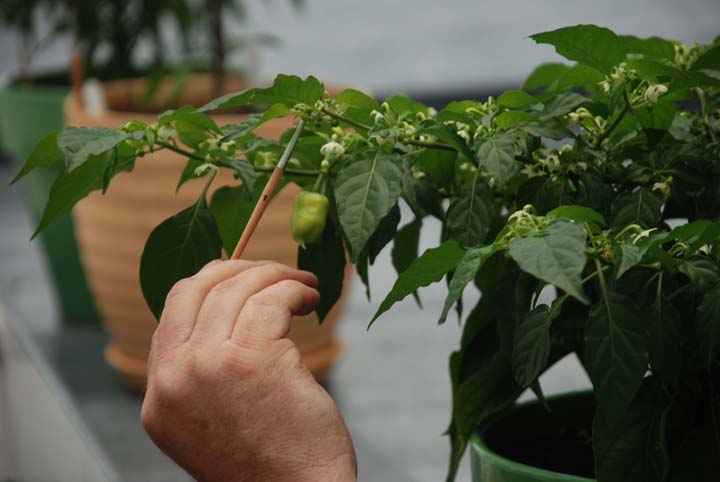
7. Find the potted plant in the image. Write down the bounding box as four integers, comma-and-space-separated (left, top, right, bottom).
43, 0, 347, 390
0, 0, 195, 323
16, 24, 720, 481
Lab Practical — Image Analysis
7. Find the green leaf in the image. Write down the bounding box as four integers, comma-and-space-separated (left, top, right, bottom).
493, 110, 539, 130
224, 159, 257, 195
334, 150, 403, 260
385, 94, 429, 116
584, 291, 647, 417
297, 219, 346, 322
678, 256, 720, 294
593, 380, 670, 482
475, 135, 516, 188
646, 292, 682, 388
366, 204, 401, 264
512, 298, 565, 388
493, 111, 538, 130
531, 24, 624, 74
696, 286, 720, 365
140, 198, 223, 319
416, 121, 475, 161
523, 62, 570, 91
11, 131, 62, 184
199, 74, 325, 111
220, 105, 291, 143
438, 245, 496, 324
610, 188, 664, 230
391, 219, 422, 276
175, 158, 203, 193
209, 185, 253, 255
337, 88, 380, 126
541, 92, 590, 119
620, 35, 676, 60
692, 45, 720, 71
519, 119, 573, 140
390, 219, 422, 308
452, 354, 522, 457
497, 90, 538, 109
554, 64, 605, 92
548, 205, 605, 226
33, 151, 134, 238
58, 127, 144, 171
445, 174, 495, 247
629, 58, 720, 89
509, 219, 590, 304
613, 244, 644, 280
371, 241, 465, 325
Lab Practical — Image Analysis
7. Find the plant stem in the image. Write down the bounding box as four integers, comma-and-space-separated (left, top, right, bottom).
406, 138, 456, 152
155, 141, 320, 177
320, 108, 458, 152
206, 0, 226, 98
696, 88, 718, 144
321, 108, 370, 131
596, 90, 632, 147
156, 140, 206, 162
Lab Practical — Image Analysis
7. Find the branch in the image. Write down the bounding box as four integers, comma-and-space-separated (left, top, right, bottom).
155, 141, 320, 177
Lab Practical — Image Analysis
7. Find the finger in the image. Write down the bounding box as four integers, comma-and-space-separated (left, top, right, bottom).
191, 263, 318, 344
232, 279, 320, 342
153, 259, 272, 352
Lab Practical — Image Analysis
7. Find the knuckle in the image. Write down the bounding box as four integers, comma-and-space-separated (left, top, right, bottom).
165, 277, 197, 303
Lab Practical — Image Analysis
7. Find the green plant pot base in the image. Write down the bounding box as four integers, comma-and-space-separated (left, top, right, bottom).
471, 391, 596, 482
0, 83, 99, 324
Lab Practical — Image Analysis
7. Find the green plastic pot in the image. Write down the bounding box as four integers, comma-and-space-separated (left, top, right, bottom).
471, 391, 596, 482
0, 81, 99, 324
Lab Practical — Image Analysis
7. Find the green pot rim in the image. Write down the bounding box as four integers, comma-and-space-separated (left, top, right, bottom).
471, 390, 596, 482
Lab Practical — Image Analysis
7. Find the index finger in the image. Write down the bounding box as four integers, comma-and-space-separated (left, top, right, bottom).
152, 259, 272, 353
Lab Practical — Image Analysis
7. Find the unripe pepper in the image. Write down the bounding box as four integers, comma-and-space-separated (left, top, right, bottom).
291, 191, 329, 247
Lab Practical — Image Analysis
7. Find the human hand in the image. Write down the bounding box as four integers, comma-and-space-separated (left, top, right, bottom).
141, 260, 357, 482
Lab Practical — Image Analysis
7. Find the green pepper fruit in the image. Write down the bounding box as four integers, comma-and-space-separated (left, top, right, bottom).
291, 191, 329, 248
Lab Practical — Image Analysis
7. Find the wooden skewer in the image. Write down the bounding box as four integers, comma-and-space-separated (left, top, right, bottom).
230, 119, 305, 260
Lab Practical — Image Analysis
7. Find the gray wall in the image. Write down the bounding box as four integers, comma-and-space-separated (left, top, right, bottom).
1, 0, 718, 92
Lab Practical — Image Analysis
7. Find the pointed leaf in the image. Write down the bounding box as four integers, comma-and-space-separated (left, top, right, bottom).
584, 291, 647, 418
33, 151, 134, 238
696, 286, 720, 365
446, 174, 495, 247
334, 151, 403, 260
509, 219, 590, 304
11, 131, 62, 184
475, 135, 516, 188
199, 74, 325, 111
512, 298, 564, 387
58, 127, 144, 171
297, 219, 346, 322
531, 25, 624, 74
610, 188, 664, 230
439, 245, 496, 324
140, 199, 223, 319
371, 241, 465, 324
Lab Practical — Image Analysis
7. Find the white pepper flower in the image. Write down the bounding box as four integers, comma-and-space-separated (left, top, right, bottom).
546, 154, 560, 172
457, 130, 471, 142
644, 84, 668, 104
600, 80, 611, 93
320, 140, 345, 159
156, 125, 177, 142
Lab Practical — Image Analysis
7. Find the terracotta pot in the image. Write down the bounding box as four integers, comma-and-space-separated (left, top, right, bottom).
66, 75, 347, 391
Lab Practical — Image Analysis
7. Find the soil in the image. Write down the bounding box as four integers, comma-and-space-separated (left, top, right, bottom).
482, 392, 596, 478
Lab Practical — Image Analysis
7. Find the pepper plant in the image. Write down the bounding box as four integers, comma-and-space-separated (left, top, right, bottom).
12, 25, 720, 482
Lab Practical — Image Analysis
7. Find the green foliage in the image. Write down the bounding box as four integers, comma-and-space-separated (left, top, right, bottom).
17, 24, 720, 482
